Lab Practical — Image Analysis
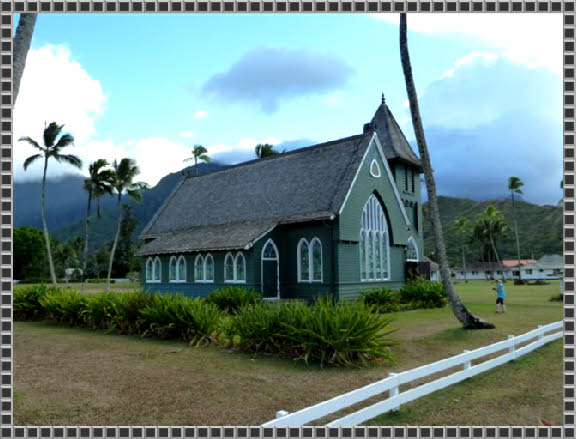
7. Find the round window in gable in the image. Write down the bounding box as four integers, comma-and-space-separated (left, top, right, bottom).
370, 159, 381, 178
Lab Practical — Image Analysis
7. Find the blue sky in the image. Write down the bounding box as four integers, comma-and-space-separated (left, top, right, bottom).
13, 13, 563, 205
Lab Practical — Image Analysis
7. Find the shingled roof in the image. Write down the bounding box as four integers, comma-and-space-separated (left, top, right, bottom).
370, 102, 422, 169
137, 102, 421, 256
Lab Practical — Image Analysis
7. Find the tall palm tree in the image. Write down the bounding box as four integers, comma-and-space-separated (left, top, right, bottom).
399, 13, 493, 329
20, 122, 82, 285
508, 176, 524, 280
82, 159, 114, 292
452, 217, 471, 283
476, 206, 509, 280
13, 13, 38, 103
183, 144, 211, 176
106, 158, 149, 292
255, 143, 282, 159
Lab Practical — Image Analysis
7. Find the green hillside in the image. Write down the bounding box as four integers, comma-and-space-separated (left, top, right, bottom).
423, 196, 562, 265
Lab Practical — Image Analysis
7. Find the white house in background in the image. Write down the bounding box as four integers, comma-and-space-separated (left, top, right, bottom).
516, 254, 563, 280
448, 254, 563, 281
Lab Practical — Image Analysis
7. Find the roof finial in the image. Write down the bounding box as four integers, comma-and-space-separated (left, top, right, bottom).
381, 93, 385, 105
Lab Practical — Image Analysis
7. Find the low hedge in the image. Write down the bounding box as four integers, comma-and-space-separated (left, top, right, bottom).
224, 298, 396, 368
361, 277, 447, 314
204, 286, 262, 314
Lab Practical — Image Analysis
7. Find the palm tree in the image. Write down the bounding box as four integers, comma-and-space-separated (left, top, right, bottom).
20, 122, 82, 285
477, 206, 509, 280
452, 217, 471, 283
82, 159, 114, 292
106, 158, 149, 292
255, 143, 281, 159
13, 13, 38, 103
508, 176, 524, 280
183, 144, 211, 176
399, 13, 493, 329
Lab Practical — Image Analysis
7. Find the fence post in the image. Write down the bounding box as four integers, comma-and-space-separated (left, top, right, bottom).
538, 325, 544, 344
462, 350, 472, 377
276, 410, 289, 419
508, 335, 515, 359
388, 372, 400, 412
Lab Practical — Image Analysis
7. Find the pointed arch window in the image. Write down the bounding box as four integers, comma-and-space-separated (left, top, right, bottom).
205, 254, 214, 282
224, 252, 246, 283
145, 257, 154, 282
150, 256, 161, 282
194, 254, 204, 282
360, 195, 390, 281
170, 256, 187, 282
297, 238, 323, 283
370, 159, 381, 178
406, 237, 419, 262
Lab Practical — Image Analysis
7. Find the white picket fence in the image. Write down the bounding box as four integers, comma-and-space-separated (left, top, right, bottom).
263, 321, 563, 427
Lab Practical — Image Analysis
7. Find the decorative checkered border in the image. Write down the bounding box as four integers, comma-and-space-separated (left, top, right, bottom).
0, 1, 573, 437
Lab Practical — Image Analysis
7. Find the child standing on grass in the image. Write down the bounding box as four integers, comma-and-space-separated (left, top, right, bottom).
495, 280, 506, 314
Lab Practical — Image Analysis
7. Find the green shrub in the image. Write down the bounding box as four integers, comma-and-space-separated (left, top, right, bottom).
107, 291, 156, 335
399, 276, 447, 309
13, 284, 57, 320
82, 292, 125, 330
39, 289, 88, 326
205, 286, 262, 314
550, 293, 563, 302
227, 298, 396, 367
140, 293, 223, 345
360, 288, 404, 313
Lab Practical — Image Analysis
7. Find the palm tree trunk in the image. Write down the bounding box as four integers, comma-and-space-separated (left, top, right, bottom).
106, 194, 123, 292
511, 192, 522, 281
488, 231, 505, 281
462, 245, 467, 283
399, 13, 493, 329
82, 190, 92, 293
13, 13, 37, 103
41, 157, 57, 285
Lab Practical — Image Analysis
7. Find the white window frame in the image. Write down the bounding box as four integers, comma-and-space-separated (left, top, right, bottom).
261, 238, 280, 299
150, 256, 161, 283
297, 238, 323, 283
369, 159, 381, 178
224, 251, 247, 284
360, 194, 390, 282
406, 236, 419, 262
145, 257, 157, 283
204, 253, 215, 283
194, 254, 205, 283
170, 255, 186, 283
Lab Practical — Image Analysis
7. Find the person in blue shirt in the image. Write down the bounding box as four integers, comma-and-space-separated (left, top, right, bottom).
495, 280, 506, 313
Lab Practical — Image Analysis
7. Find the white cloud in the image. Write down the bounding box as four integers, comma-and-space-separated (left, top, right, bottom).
179, 130, 197, 138
193, 110, 207, 119
374, 13, 562, 75
14, 44, 107, 181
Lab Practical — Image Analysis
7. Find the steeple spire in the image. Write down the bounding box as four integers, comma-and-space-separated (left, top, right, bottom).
381, 93, 386, 105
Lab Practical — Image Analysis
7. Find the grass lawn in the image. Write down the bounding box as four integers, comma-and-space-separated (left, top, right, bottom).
13, 281, 140, 294
14, 280, 563, 426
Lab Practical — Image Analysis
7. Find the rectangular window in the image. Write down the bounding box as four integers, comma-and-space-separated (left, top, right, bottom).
404, 166, 409, 191
513, 270, 520, 276
525, 269, 533, 274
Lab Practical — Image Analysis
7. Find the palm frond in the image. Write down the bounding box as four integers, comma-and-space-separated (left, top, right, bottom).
55, 153, 83, 169
23, 153, 42, 170
18, 136, 43, 151
199, 154, 211, 163
54, 133, 75, 150
43, 122, 64, 148
126, 189, 142, 203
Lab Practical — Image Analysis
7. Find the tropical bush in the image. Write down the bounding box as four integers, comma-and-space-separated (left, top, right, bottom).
226, 298, 396, 367
140, 293, 223, 345
399, 276, 447, 309
361, 288, 405, 313
13, 284, 56, 320
205, 286, 262, 314
39, 289, 88, 326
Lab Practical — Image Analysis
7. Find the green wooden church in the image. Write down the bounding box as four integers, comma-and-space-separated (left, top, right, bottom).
137, 98, 424, 301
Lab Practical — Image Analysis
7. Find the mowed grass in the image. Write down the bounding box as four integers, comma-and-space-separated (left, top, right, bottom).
14, 280, 563, 426
13, 281, 140, 294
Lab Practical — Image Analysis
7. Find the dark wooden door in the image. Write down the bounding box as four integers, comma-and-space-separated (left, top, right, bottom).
262, 260, 278, 298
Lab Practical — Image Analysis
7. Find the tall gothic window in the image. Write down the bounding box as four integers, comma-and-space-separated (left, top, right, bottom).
298, 238, 323, 282
224, 252, 246, 283
406, 237, 419, 262
360, 195, 390, 281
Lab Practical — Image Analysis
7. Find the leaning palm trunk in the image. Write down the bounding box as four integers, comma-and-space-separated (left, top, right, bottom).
511, 193, 522, 281
488, 231, 505, 281
81, 190, 92, 293
106, 194, 123, 292
13, 13, 37, 103
399, 13, 493, 329
41, 158, 57, 285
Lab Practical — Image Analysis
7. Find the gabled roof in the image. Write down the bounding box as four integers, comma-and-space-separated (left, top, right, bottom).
370, 103, 422, 169
138, 102, 421, 255
501, 259, 537, 268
